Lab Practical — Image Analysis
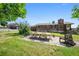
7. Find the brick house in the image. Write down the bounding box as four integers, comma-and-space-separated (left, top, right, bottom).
31, 19, 73, 33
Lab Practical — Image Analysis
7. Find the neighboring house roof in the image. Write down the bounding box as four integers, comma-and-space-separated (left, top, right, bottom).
7, 23, 18, 27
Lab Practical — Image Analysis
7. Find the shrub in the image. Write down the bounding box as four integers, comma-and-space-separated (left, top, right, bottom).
18, 22, 31, 36
77, 25, 79, 34
0, 20, 7, 27
72, 26, 79, 35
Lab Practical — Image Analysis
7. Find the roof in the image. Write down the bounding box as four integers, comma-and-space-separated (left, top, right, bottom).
36, 23, 57, 25
31, 22, 73, 27
64, 22, 74, 24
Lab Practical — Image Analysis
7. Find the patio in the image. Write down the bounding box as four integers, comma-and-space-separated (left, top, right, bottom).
23, 32, 79, 47
23, 32, 65, 47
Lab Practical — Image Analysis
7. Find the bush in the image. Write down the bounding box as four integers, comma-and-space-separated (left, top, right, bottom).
72, 29, 78, 34
72, 27, 79, 35
77, 26, 79, 34
18, 23, 31, 36
0, 20, 7, 27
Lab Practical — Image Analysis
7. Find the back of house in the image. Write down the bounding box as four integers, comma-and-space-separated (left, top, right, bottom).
31, 19, 73, 33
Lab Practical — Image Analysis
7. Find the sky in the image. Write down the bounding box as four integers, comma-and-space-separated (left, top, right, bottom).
16, 3, 79, 28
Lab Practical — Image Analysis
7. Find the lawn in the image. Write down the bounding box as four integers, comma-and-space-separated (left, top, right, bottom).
0, 30, 79, 56
51, 32, 79, 41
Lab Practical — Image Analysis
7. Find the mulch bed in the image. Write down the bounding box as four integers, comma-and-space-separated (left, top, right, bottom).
29, 36, 49, 42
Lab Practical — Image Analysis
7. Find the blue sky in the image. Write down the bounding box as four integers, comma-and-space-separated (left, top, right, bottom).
16, 3, 79, 28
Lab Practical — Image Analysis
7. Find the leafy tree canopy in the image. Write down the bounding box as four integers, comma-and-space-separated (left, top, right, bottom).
72, 5, 79, 19
0, 3, 26, 21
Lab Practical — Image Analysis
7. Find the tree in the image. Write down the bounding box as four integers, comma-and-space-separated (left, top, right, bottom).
0, 3, 31, 35
72, 5, 79, 34
0, 3, 26, 21
52, 21, 55, 24
72, 5, 79, 19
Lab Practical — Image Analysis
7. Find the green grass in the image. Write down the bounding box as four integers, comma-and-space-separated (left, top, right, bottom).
0, 30, 79, 56
0, 31, 53, 56
51, 32, 79, 41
